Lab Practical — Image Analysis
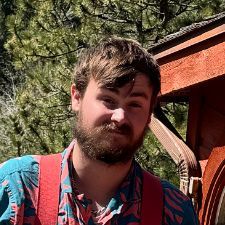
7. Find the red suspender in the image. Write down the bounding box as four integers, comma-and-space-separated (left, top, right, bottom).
35, 153, 62, 225
141, 170, 163, 225
35, 154, 163, 225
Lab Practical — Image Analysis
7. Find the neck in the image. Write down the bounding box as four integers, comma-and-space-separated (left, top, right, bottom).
72, 141, 132, 207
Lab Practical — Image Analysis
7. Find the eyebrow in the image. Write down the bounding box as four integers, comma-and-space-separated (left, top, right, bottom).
100, 87, 149, 100
130, 92, 149, 100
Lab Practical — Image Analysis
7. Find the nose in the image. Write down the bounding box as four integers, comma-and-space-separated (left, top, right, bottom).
111, 108, 126, 125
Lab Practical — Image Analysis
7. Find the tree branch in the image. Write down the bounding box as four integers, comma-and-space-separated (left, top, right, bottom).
28, 45, 84, 59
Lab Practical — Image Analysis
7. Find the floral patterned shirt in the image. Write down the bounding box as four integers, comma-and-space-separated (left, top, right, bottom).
0, 141, 198, 225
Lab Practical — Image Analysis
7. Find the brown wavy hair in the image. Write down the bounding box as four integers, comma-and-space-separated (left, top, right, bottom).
73, 37, 161, 109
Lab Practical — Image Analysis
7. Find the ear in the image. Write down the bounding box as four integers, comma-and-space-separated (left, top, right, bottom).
71, 84, 82, 112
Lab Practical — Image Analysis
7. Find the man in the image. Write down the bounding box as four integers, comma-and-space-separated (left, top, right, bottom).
0, 37, 198, 224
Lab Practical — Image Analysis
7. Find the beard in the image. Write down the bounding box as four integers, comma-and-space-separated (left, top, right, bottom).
73, 118, 147, 165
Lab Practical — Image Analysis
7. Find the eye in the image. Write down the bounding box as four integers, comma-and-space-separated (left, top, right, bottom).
101, 97, 116, 109
128, 102, 142, 109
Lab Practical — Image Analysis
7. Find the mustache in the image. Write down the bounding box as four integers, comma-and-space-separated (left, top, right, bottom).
100, 123, 132, 135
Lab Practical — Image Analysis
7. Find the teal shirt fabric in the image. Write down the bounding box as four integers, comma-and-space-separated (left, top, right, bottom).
0, 143, 199, 225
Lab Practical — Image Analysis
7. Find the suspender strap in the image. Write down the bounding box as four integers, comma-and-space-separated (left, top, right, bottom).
141, 170, 163, 225
35, 152, 162, 225
35, 153, 62, 225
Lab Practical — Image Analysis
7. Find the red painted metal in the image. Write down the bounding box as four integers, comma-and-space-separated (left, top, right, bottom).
199, 147, 225, 225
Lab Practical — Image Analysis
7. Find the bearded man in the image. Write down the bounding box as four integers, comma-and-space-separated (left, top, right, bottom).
0, 37, 198, 225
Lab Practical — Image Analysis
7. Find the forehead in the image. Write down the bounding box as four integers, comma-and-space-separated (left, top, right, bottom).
118, 74, 152, 99
86, 73, 153, 99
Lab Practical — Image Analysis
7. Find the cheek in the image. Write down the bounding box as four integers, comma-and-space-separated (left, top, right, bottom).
130, 110, 149, 134
80, 100, 111, 128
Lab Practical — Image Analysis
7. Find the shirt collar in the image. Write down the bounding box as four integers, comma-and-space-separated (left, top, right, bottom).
61, 139, 142, 204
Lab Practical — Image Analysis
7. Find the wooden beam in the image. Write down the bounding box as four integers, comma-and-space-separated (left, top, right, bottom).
158, 34, 225, 95
154, 24, 225, 60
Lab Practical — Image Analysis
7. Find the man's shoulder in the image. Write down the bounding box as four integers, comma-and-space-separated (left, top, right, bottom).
139, 168, 199, 224
0, 155, 41, 180
161, 180, 199, 225
161, 179, 189, 200
0, 155, 43, 224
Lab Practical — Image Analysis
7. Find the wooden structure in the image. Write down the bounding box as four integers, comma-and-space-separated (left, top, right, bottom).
148, 12, 225, 225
